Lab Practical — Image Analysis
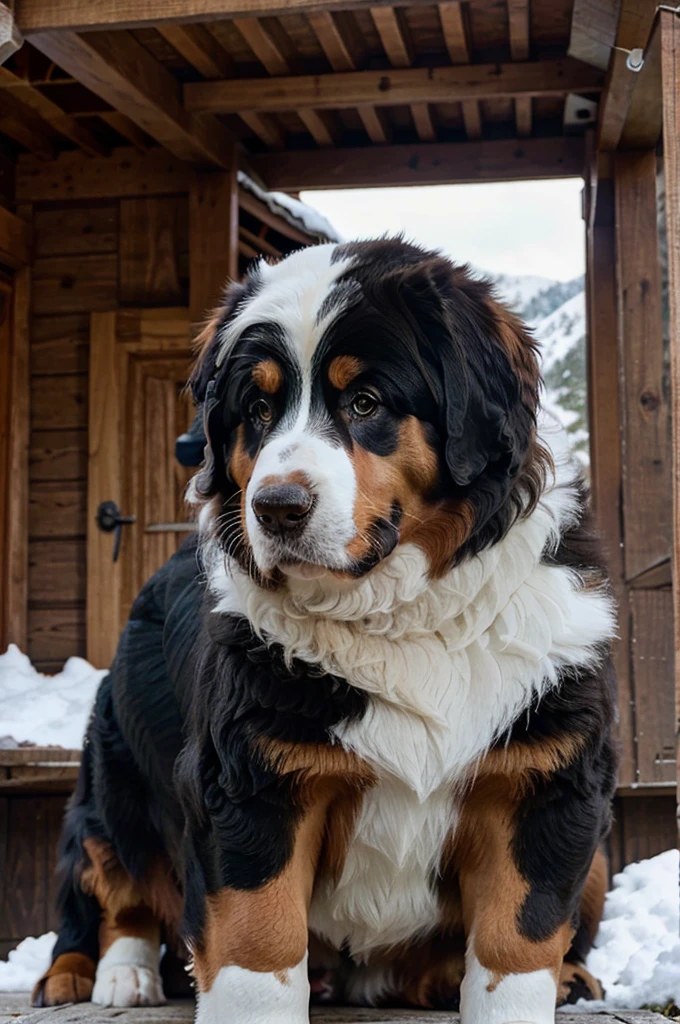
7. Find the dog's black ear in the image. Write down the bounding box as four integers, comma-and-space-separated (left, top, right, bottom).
401, 259, 539, 491
190, 280, 246, 406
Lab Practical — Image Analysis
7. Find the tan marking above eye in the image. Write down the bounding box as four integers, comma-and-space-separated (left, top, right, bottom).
252, 359, 283, 394
328, 355, 364, 391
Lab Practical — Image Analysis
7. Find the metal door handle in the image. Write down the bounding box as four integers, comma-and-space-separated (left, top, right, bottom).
95, 500, 136, 563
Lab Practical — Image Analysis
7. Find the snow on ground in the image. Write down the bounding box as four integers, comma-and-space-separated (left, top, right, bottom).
578, 849, 680, 1012
1, 852, 678, 1008
0, 645, 106, 749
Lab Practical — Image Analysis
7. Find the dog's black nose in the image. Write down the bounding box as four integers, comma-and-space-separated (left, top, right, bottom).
252, 483, 314, 535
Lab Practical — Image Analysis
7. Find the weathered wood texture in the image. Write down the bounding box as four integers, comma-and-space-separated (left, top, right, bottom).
614, 149, 672, 583
660, 8, 680, 804
0, 993, 670, 1023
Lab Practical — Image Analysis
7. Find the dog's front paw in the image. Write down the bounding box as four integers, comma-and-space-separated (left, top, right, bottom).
92, 964, 165, 1007
91, 936, 165, 1008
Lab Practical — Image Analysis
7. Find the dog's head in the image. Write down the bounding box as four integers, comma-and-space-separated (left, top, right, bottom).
191, 239, 548, 583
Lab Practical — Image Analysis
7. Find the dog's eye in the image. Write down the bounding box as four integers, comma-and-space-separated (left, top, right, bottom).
250, 398, 273, 426
350, 391, 379, 418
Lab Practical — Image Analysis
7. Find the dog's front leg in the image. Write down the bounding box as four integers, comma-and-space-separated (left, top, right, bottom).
457, 776, 603, 1024
191, 796, 330, 1024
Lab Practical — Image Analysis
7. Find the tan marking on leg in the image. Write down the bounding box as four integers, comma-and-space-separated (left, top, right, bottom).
99, 904, 161, 957
473, 732, 584, 789
328, 355, 363, 391
32, 952, 96, 1007
252, 359, 283, 394
193, 782, 340, 992
454, 779, 572, 984
81, 838, 181, 939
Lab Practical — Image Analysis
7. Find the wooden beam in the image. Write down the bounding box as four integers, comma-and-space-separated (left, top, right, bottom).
0, 205, 33, 268
370, 7, 436, 143
0, 88, 56, 160
308, 9, 389, 142
185, 58, 604, 113
508, 0, 530, 61
99, 112, 151, 152
189, 170, 239, 322
439, 2, 470, 64
157, 23, 234, 79
238, 188, 315, 244
569, 0, 621, 70
250, 136, 585, 190
0, 64, 108, 157
16, 146, 196, 202
618, 17, 663, 148
515, 94, 532, 135
598, 0, 660, 151
461, 99, 482, 138
660, 7, 680, 800
29, 29, 236, 168
614, 149, 672, 582
16, 0, 405, 34
234, 16, 341, 147
584, 176, 634, 785
410, 103, 437, 142
239, 110, 286, 148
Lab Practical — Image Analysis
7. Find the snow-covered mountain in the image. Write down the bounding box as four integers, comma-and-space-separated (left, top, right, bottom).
492, 272, 587, 459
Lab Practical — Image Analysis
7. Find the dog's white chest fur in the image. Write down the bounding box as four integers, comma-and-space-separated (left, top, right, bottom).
207, 432, 616, 959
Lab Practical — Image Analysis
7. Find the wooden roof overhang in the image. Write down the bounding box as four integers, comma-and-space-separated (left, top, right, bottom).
2, 0, 641, 201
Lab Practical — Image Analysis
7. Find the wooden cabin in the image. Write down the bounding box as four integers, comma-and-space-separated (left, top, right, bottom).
0, 0, 678, 957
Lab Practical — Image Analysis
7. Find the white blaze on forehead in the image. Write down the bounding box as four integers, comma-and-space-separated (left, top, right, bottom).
217, 243, 355, 369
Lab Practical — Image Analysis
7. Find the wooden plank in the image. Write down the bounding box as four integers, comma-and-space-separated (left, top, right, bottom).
0, 64, 108, 158
515, 94, 532, 135
618, 17, 663, 149
507, 0, 529, 61
33, 204, 117, 258
87, 312, 121, 669
119, 197, 186, 306
461, 99, 482, 139
157, 23, 234, 78
31, 253, 117, 315
4, 798, 49, 939
99, 112, 152, 153
16, 147, 195, 203
0, 88, 56, 161
239, 110, 286, 148
610, 793, 677, 876
27, 605, 86, 663
31, 375, 88, 431
0, 205, 32, 268
16, 0, 408, 33
185, 58, 604, 113
29, 429, 88, 482
614, 150, 672, 581
598, 0, 660, 151
250, 136, 586, 190
370, 7, 413, 67
28, 538, 86, 604
28, 30, 236, 169
630, 589, 676, 785
29, 480, 87, 539
307, 9, 389, 142
4, 264, 31, 651
237, 187, 321, 244
410, 103, 436, 142
569, 0, 620, 70
189, 170, 239, 321
585, 175, 634, 786
439, 2, 470, 64
660, 6, 680, 805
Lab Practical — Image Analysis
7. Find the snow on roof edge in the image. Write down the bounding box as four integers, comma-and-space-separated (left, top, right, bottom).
238, 171, 343, 244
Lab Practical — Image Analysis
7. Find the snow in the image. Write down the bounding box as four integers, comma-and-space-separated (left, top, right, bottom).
534, 291, 586, 373
237, 171, 342, 243
1, 852, 678, 1009
0, 932, 55, 992
0, 645, 106, 749
491, 272, 555, 312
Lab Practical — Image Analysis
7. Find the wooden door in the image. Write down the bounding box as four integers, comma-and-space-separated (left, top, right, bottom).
87, 308, 195, 668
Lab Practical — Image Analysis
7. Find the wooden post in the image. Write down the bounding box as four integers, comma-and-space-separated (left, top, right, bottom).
189, 164, 239, 325
0, 205, 31, 653
614, 149, 671, 584
585, 173, 635, 787
660, 8, 680, 815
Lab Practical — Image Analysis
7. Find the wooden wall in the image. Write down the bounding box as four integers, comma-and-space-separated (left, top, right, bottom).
26, 196, 189, 672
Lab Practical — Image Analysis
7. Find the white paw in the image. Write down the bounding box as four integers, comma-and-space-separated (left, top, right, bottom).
92, 964, 165, 1007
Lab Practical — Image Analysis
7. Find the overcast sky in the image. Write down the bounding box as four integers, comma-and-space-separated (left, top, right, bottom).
301, 178, 585, 282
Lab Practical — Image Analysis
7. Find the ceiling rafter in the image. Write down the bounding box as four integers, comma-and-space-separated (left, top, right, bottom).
157, 23, 234, 79
28, 29, 237, 168
438, 2, 482, 141
507, 0, 532, 137
370, 6, 437, 143
185, 58, 604, 114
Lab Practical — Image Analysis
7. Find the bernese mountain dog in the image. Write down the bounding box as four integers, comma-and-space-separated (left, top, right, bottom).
33, 239, 617, 1024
